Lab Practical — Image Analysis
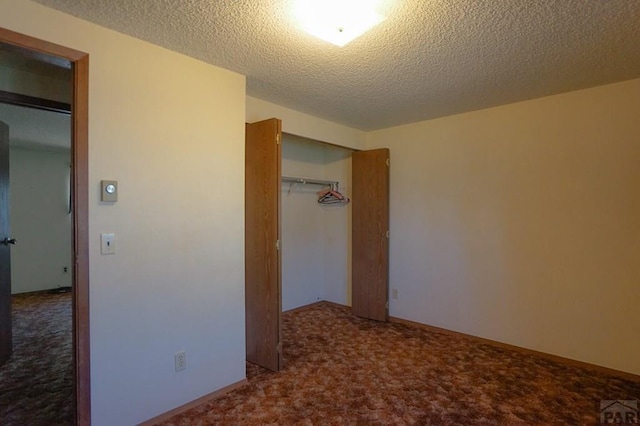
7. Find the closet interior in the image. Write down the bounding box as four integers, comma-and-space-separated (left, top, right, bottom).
280, 133, 352, 312
245, 118, 389, 372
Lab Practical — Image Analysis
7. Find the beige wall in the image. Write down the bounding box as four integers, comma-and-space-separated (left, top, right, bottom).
247, 96, 366, 150
0, 2, 246, 425
367, 78, 640, 375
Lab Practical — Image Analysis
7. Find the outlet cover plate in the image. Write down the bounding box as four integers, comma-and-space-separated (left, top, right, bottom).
174, 351, 186, 372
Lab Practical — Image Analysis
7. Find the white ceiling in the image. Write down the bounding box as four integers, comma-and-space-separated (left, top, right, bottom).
0, 103, 70, 150
31, 0, 640, 131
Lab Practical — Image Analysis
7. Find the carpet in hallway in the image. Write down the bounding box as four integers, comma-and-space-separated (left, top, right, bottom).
0, 291, 73, 425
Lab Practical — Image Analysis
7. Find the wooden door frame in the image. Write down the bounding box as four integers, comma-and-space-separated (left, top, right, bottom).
0, 28, 90, 425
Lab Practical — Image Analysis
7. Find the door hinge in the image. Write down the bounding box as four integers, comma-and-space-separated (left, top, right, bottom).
386, 301, 389, 310
277, 342, 282, 353
386, 230, 390, 239
386, 158, 390, 167
276, 239, 280, 250
276, 134, 281, 145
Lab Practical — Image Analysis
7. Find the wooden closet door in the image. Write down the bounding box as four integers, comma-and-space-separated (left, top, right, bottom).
245, 118, 282, 371
352, 148, 390, 321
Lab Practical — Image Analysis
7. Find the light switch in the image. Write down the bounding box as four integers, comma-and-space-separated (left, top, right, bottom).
101, 180, 118, 202
101, 233, 115, 255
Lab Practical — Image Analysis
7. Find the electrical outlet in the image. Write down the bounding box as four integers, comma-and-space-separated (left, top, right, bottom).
392, 288, 398, 299
174, 351, 186, 372
63, 266, 68, 273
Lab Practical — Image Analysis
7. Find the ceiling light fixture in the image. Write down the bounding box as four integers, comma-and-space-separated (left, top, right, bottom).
294, 0, 386, 47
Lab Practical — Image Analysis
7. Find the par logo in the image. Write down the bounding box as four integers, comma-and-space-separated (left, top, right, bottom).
600, 400, 638, 424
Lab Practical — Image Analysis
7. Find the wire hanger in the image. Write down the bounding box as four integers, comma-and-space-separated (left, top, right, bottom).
317, 183, 350, 204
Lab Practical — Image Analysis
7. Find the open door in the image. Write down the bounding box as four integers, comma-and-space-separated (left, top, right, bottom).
0, 120, 11, 365
245, 118, 282, 371
352, 148, 390, 321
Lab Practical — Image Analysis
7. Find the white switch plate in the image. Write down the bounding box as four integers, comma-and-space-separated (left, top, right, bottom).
101, 233, 115, 255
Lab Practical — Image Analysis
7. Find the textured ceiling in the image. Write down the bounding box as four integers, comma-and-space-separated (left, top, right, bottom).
30, 0, 640, 130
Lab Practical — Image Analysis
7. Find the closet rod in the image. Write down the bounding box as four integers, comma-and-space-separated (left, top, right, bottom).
281, 176, 338, 187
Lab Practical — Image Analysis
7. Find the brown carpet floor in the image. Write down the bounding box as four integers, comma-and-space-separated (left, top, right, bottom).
0, 291, 73, 426
162, 302, 640, 425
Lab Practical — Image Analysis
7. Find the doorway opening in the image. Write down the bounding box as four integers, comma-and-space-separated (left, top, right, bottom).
0, 101, 73, 423
0, 28, 89, 425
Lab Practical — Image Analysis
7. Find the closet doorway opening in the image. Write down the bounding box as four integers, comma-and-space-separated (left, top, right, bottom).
245, 118, 389, 372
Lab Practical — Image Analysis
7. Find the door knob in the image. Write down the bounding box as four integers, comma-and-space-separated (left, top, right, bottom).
1, 238, 16, 246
